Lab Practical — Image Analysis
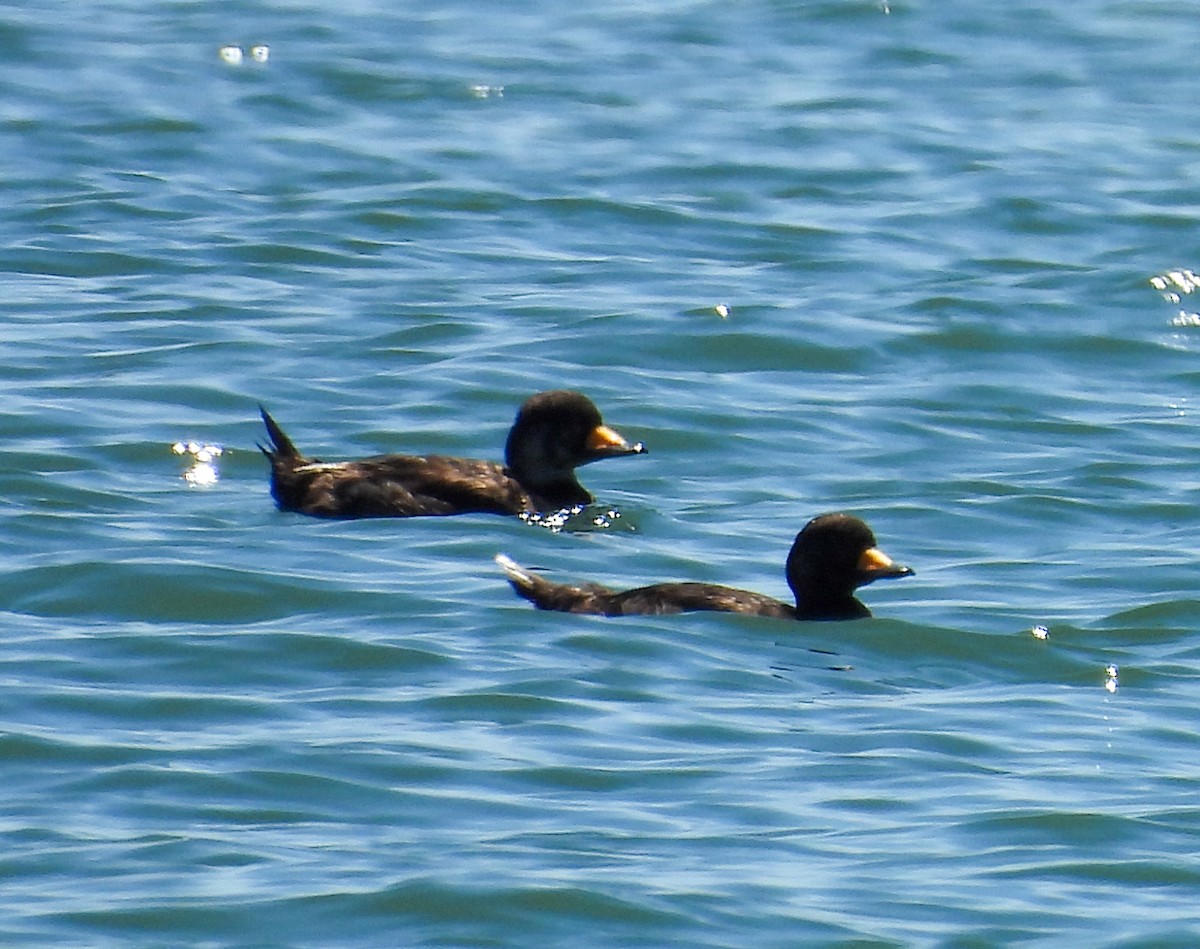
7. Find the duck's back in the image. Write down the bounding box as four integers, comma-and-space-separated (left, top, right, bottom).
270, 453, 531, 518
497, 557, 797, 618
602, 582, 797, 618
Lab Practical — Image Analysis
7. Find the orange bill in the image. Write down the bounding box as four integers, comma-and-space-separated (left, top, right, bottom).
586, 424, 646, 455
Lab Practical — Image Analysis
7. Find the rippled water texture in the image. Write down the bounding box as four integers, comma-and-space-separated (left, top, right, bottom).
4, 1, 1200, 946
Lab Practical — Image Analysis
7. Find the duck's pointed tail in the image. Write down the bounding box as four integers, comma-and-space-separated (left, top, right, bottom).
494, 553, 612, 613
495, 553, 543, 600
258, 404, 303, 462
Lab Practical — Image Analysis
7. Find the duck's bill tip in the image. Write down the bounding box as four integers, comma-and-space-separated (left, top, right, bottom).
857, 546, 914, 581
586, 424, 647, 457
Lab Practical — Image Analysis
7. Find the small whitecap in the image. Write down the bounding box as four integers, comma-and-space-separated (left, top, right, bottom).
219, 45, 244, 65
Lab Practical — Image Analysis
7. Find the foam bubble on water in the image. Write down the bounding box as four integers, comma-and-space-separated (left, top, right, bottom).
519, 505, 584, 533
590, 508, 624, 529
520, 505, 632, 534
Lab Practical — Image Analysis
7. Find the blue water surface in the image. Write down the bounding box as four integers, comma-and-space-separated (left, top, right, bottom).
3, 1, 1200, 946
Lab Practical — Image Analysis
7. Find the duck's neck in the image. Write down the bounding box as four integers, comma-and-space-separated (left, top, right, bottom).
525, 475, 593, 511
793, 594, 870, 622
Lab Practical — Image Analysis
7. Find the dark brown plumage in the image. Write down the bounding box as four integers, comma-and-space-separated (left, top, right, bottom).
259, 390, 646, 519
497, 513, 913, 621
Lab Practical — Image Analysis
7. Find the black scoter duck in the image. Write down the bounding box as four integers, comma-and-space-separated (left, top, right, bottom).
497, 512, 913, 621
259, 390, 646, 519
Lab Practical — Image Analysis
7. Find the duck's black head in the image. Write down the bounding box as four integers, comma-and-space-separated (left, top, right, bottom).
785, 512, 913, 620
503, 390, 645, 505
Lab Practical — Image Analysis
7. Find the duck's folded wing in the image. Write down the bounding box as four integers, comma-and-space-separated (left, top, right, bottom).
496, 559, 795, 619
604, 582, 795, 618
281, 455, 527, 517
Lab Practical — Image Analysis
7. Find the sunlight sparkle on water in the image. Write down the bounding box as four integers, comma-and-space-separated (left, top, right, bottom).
1151, 269, 1200, 325
173, 442, 222, 486
219, 45, 270, 66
